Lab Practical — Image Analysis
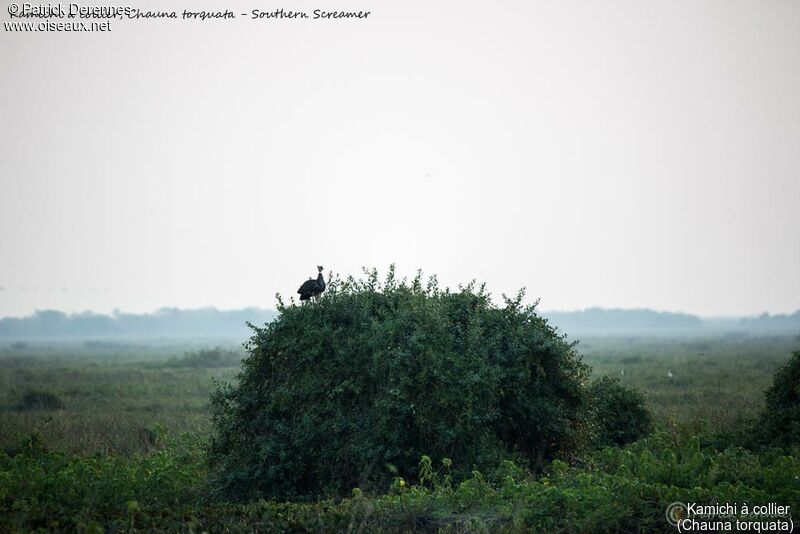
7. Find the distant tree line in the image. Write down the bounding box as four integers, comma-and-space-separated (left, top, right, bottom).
0, 306, 797, 340
544, 308, 800, 335
0, 308, 276, 340
544, 308, 702, 330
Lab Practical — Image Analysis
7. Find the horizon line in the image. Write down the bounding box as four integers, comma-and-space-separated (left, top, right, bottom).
1, 305, 798, 322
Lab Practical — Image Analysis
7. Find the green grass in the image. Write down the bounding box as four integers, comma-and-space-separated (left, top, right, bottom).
0, 334, 798, 532
3, 335, 794, 456
0, 344, 240, 455
579, 334, 795, 433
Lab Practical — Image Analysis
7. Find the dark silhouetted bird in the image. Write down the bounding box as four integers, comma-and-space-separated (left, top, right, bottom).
298, 266, 325, 302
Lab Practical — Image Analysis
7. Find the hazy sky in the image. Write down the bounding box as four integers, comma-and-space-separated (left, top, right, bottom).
1, 0, 799, 318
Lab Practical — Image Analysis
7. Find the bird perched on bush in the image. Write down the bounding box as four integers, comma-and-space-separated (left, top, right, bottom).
297, 266, 326, 302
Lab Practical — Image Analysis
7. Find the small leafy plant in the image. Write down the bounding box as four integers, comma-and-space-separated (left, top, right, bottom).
754, 350, 800, 448
587, 376, 652, 447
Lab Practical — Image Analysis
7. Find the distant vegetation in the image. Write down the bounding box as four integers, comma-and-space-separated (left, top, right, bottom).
545, 307, 800, 336
162, 348, 243, 369
546, 307, 703, 331
0, 308, 276, 340
16, 390, 65, 411
1, 305, 798, 341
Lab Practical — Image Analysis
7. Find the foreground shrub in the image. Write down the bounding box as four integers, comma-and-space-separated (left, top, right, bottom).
0, 434, 207, 530
3, 432, 797, 532
587, 376, 652, 447
209, 267, 590, 500
755, 350, 800, 448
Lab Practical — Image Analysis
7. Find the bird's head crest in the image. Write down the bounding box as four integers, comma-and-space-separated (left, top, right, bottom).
317, 265, 324, 272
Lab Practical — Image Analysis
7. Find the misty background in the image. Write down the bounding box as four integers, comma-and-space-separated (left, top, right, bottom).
1, 307, 798, 341
2, 0, 799, 323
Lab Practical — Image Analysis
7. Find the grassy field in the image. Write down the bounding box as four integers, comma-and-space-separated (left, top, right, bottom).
580, 334, 798, 433
0, 343, 241, 456
2, 334, 794, 455
1, 334, 798, 531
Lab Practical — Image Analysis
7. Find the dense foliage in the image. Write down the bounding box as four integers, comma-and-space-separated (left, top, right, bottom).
0, 433, 207, 532
587, 376, 653, 447
756, 350, 800, 448
209, 268, 592, 500
2, 431, 797, 532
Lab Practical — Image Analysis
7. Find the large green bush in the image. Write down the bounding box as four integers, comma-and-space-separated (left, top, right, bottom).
209, 267, 591, 500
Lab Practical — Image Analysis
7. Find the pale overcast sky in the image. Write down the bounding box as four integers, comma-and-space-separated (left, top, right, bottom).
1, 0, 798, 318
